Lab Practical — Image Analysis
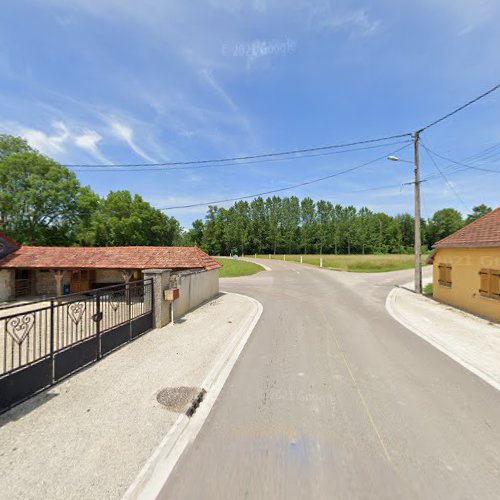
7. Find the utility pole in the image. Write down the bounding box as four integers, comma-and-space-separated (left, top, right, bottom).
413, 130, 422, 294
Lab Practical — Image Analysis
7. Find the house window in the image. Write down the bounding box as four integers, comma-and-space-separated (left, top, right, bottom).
438, 264, 452, 287
479, 269, 500, 300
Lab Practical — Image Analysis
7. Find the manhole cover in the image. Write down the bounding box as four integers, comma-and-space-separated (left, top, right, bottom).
156, 386, 202, 413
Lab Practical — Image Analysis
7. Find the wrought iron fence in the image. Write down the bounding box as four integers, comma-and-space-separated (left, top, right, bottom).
0, 279, 153, 413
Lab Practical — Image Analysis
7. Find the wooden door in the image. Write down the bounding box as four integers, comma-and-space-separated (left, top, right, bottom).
70, 270, 95, 294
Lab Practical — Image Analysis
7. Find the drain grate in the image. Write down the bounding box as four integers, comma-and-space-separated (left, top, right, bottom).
156, 386, 205, 415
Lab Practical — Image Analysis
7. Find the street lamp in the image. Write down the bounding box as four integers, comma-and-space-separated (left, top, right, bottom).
387, 132, 422, 294
387, 155, 412, 163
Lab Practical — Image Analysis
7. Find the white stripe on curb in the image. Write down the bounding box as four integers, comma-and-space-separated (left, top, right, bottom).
122, 293, 263, 500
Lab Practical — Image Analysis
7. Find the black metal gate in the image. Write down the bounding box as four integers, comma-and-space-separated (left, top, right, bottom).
0, 279, 153, 413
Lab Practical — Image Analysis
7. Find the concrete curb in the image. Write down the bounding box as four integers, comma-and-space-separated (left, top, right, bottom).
385, 286, 500, 392
122, 293, 263, 500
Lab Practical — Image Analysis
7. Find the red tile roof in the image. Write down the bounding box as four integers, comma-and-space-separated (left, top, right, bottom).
0, 245, 221, 271
434, 207, 500, 248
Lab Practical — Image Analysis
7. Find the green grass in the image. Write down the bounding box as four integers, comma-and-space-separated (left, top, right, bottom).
215, 257, 266, 278
256, 254, 429, 273
423, 282, 433, 295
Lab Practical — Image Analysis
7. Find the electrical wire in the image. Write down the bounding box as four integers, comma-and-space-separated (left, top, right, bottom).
159, 143, 411, 210
419, 82, 500, 132
70, 139, 411, 172
66, 133, 412, 168
420, 145, 500, 173
421, 140, 470, 211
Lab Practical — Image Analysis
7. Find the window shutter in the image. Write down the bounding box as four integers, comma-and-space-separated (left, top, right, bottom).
438, 264, 446, 285
491, 270, 500, 300
479, 269, 490, 297
445, 265, 452, 286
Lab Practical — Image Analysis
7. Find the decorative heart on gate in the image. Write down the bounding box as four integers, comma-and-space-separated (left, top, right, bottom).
68, 302, 86, 325
109, 296, 120, 311
6, 314, 35, 345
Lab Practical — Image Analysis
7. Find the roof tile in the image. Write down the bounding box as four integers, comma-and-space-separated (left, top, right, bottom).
0, 244, 222, 271
434, 207, 500, 248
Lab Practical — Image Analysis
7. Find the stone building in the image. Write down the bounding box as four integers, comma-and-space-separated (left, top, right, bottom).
0, 234, 221, 305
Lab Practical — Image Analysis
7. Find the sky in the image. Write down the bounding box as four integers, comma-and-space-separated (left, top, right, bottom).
1, 0, 499, 228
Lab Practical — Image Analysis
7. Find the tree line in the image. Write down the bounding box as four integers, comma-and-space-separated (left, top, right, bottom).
0, 134, 180, 246
184, 198, 492, 256
0, 134, 492, 253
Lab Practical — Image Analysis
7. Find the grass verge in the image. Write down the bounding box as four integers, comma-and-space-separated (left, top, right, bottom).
256, 254, 429, 273
215, 257, 265, 278
423, 283, 433, 295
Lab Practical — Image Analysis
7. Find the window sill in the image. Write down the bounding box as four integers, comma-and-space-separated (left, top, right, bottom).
479, 295, 500, 303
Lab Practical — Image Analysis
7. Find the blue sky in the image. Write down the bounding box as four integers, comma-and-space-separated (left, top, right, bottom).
1, 0, 499, 227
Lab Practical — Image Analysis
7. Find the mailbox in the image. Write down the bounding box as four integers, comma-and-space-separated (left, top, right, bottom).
164, 288, 180, 301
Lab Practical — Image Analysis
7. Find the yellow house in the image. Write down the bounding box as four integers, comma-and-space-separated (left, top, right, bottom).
428, 207, 500, 322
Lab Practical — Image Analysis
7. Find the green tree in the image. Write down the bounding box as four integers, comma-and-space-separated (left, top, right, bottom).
300, 197, 316, 254
394, 213, 414, 253
282, 196, 300, 253
202, 206, 225, 255
466, 204, 492, 224
250, 197, 268, 254
356, 207, 373, 254
183, 219, 205, 247
316, 200, 333, 254
266, 196, 282, 254
88, 191, 180, 246
0, 135, 84, 245
426, 208, 464, 247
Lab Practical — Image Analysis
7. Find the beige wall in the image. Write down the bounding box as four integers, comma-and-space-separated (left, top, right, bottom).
172, 268, 220, 318
0, 269, 14, 301
433, 247, 500, 322
94, 269, 125, 284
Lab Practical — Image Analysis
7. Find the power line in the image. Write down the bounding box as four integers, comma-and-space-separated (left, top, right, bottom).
159, 143, 411, 210
421, 145, 500, 173
66, 133, 412, 168
419, 82, 500, 132
71, 139, 411, 172
421, 140, 470, 211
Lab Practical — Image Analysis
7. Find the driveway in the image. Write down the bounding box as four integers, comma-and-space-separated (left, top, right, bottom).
159, 259, 500, 499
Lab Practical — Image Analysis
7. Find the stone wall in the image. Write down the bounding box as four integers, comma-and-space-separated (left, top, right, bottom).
0, 269, 14, 301
35, 270, 70, 296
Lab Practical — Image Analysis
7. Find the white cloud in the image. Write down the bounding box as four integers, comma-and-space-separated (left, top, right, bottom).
108, 119, 158, 163
74, 129, 110, 163
0, 121, 69, 156
318, 8, 381, 37
0, 120, 111, 163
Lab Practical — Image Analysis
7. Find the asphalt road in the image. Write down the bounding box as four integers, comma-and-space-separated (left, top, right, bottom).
159, 259, 500, 499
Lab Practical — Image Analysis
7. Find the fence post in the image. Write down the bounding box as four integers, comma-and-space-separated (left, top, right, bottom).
50, 299, 55, 383
320, 257, 323, 268
300, 255, 303, 264
128, 283, 132, 339
96, 290, 101, 359
143, 269, 172, 328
